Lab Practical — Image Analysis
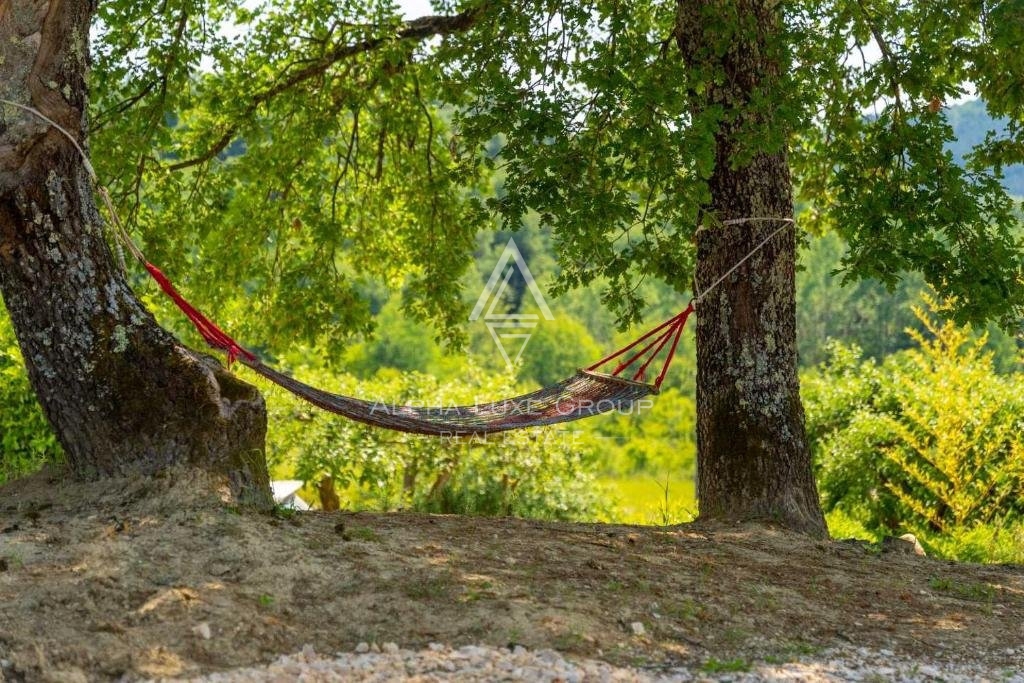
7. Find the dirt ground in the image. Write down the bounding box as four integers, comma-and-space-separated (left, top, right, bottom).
0, 467, 1022, 681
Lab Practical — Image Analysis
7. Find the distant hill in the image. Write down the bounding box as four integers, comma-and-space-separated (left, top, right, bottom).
946, 99, 1024, 198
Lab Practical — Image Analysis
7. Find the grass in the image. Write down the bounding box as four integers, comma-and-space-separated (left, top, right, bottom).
701, 657, 751, 673
597, 473, 697, 525
928, 576, 998, 602
823, 509, 880, 543
403, 575, 455, 600
822, 509, 1024, 564
268, 460, 1024, 565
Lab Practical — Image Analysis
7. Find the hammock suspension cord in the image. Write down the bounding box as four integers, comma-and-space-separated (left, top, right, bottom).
4, 99, 790, 435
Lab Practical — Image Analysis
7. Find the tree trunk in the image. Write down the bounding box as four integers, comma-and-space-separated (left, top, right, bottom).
0, 0, 272, 506
677, 0, 827, 535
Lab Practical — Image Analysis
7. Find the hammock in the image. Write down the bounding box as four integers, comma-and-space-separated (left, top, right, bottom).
145, 262, 693, 436
2, 97, 788, 438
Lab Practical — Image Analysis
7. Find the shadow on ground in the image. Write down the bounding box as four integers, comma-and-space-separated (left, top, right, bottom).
0, 468, 1021, 680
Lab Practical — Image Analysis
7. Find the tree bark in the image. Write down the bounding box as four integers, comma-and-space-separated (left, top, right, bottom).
0, 0, 272, 506
677, 0, 827, 535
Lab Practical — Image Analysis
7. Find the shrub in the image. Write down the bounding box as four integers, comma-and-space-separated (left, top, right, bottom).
883, 304, 1024, 531
804, 294, 1024, 537
802, 341, 907, 529
924, 520, 1024, 564
0, 309, 62, 483
516, 317, 603, 387
264, 360, 605, 520
590, 387, 696, 477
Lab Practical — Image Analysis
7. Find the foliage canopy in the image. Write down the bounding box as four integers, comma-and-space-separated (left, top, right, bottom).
89, 0, 1024, 348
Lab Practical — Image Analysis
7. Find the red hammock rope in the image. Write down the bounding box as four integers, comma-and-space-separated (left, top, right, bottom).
144, 262, 256, 365
144, 260, 691, 393
586, 302, 694, 389
139, 262, 693, 435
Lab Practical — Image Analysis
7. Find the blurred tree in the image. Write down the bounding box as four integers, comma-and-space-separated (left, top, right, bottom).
797, 233, 1022, 369
797, 232, 923, 366
345, 299, 441, 377
516, 317, 603, 387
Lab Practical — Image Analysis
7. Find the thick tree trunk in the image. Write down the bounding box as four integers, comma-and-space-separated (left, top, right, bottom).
0, 0, 272, 506
678, 0, 827, 535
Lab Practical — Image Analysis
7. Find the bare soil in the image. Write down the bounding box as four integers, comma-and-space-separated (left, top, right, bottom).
1, 467, 1022, 681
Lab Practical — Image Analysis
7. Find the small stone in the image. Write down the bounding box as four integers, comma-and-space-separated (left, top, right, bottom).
881, 534, 925, 556
899, 533, 927, 556
382, 642, 399, 654
370, 642, 381, 653
192, 622, 212, 640
630, 621, 646, 636
355, 642, 370, 653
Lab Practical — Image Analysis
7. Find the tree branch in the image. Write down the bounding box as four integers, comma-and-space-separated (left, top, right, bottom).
168, 6, 486, 172
854, 0, 903, 113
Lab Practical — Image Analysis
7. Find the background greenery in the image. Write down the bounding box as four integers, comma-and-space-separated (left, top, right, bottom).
1, 96, 1021, 561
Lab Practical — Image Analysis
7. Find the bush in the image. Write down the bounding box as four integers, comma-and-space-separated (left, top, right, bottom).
804, 294, 1024, 541
883, 307, 1024, 531
264, 359, 605, 520
802, 342, 908, 529
515, 317, 602, 387
589, 387, 696, 477
0, 309, 62, 484
923, 520, 1024, 564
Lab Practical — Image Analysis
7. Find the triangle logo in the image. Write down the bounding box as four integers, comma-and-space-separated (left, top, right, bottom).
470, 238, 553, 322
470, 238, 553, 371
485, 321, 537, 368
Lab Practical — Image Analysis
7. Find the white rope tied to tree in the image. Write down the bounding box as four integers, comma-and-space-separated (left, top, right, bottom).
0, 99, 97, 179
692, 217, 795, 305
1, 98, 145, 267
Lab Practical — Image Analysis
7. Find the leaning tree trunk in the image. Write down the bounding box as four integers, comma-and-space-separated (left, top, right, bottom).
0, 0, 271, 506
677, 0, 827, 535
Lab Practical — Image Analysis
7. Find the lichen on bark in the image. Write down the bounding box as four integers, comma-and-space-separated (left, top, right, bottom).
0, 0, 272, 507
678, 0, 827, 536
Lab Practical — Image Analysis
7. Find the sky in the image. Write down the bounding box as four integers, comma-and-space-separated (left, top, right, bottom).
396, 0, 435, 17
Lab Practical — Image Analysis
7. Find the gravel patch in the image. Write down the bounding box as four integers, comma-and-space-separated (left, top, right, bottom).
183, 643, 1024, 682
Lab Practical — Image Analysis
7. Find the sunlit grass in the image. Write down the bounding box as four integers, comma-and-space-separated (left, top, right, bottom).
596, 473, 697, 525
824, 509, 880, 543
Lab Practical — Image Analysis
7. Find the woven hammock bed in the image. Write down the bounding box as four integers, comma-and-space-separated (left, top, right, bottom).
2, 97, 789, 439
145, 262, 694, 436
250, 364, 658, 436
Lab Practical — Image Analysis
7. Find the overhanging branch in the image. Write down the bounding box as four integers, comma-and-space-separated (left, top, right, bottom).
168, 6, 486, 172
